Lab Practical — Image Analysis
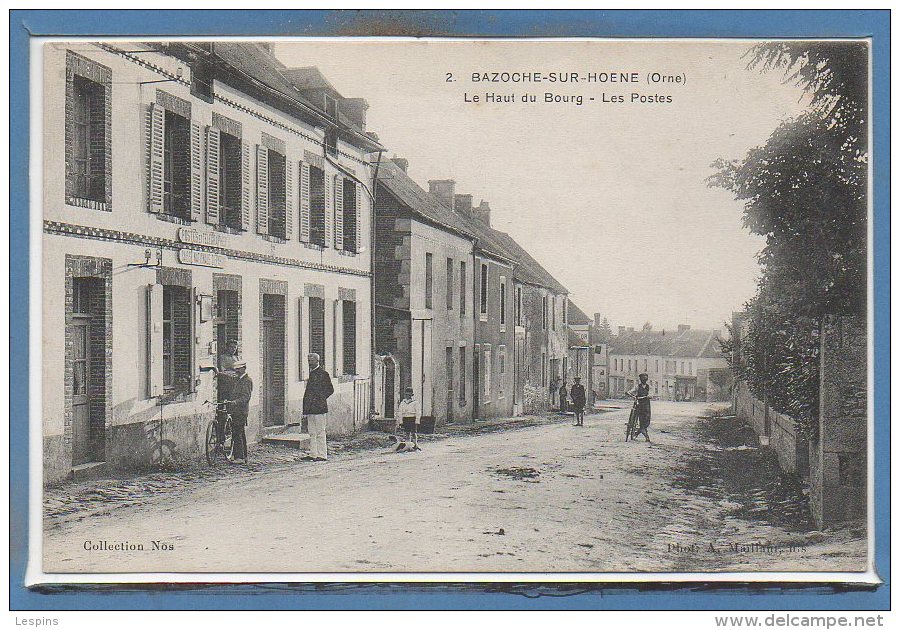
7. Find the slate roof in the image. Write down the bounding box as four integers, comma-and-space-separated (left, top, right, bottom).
608, 327, 724, 359
490, 231, 568, 294
567, 302, 592, 326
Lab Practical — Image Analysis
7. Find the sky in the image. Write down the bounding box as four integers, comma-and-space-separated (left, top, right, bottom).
276, 39, 810, 331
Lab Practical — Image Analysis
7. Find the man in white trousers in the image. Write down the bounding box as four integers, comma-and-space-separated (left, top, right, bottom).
302, 352, 334, 462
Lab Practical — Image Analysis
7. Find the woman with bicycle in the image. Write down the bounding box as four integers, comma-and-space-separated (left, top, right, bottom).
627, 373, 652, 442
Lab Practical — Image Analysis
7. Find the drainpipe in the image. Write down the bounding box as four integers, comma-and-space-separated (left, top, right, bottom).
368, 150, 385, 427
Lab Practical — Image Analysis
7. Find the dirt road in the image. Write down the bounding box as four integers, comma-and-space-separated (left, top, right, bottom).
42, 402, 866, 574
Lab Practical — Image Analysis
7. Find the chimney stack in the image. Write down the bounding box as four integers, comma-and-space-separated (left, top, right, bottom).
390, 156, 408, 173
454, 194, 473, 215
428, 179, 456, 208
594, 313, 602, 329
618, 326, 626, 336
342, 97, 369, 129
473, 201, 491, 226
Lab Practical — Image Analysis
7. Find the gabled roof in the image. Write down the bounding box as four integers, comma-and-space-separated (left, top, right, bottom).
567, 302, 592, 325
281, 66, 339, 94
376, 161, 476, 240
608, 327, 724, 359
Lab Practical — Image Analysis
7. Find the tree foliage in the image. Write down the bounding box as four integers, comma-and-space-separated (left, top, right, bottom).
710, 42, 868, 433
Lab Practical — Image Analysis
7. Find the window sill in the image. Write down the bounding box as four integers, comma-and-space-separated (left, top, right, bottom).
338, 374, 356, 384
303, 242, 326, 252
262, 234, 287, 244
337, 250, 358, 257
156, 213, 191, 226
67, 196, 109, 212
215, 225, 243, 235
155, 389, 197, 406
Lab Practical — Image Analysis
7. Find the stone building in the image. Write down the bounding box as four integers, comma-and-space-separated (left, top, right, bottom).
42, 42, 380, 483
372, 159, 476, 429
607, 325, 728, 401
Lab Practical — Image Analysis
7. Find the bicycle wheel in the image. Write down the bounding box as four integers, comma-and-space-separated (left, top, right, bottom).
626, 407, 638, 442
205, 419, 218, 465
222, 417, 235, 461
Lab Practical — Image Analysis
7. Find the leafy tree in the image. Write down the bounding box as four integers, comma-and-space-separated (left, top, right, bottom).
594, 317, 613, 344
710, 42, 867, 434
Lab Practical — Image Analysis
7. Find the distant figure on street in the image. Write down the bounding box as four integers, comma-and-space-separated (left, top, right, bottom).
549, 377, 559, 408
627, 373, 652, 442
570, 376, 586, 426
558, 381, 568, 413
395, 387, 421, 451
227, 360, 252, 464
303, 353, 334, 462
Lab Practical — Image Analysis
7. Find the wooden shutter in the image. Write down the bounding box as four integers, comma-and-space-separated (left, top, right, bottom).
256, 144, 268, 235
297, 297, 304, 379
148, 103, 165, 213
355, 181, 362, 254
190, 122, 202, 221
300, 162, 311, 242
334, 176, 344, 251
205, 126, 220, 225
285, 159, 295, 240
241, 142, 251, 231
146, 284, 163, 397
324, 169, 332, 247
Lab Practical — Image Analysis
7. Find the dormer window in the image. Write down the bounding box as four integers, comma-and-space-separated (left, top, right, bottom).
324, 94, 339, 119
325, 129, 338, 156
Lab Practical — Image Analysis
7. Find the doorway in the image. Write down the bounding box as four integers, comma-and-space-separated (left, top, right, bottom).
445, 346, 454, 424
261, 294, 286, 427
70, 277, 106, 465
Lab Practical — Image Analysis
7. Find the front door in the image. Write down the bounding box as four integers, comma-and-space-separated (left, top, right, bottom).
71, 316, 92, 465
261, 294, 285, 427
445, 346, 454, 424
473, 349, 480, 419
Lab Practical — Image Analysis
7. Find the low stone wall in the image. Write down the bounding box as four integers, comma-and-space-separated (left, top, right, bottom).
733, 381, 808, 477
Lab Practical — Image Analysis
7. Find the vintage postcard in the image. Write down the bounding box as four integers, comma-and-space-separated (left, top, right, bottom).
28, 35, 874, 584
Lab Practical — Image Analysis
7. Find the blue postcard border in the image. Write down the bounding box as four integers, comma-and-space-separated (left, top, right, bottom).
9, 9, 890, 611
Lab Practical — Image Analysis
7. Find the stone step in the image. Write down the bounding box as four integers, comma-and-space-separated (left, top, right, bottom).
261, 432, 311, 449
71, 461, 107, 481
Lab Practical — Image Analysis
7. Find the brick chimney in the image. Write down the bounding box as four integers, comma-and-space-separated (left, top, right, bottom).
473, 201, 491, 226
428, 179, 456, 208
454, 194, 473, 216
390, 156, 408, 173
594, 313, 602, 329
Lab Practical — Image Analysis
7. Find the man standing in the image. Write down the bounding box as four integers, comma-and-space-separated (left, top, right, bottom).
227, 360, 252, 464
216, 339, 239, 444
558, 380, 568, 413
303, 353, 334, 462
570, 376, 586, 426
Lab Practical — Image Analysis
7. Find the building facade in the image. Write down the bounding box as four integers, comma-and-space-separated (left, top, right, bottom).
42, 42, 380, 484
372, 160, 475, 429
607, 325, 728, 401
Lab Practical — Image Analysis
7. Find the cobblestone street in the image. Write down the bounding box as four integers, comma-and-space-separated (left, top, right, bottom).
42, 402, 866, 574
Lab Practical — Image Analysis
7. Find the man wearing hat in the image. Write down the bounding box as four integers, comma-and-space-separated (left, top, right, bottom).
227, 359, 253, 463
302, 353, 334, 461
570, 376, 587, 426
627, 373, 652, 442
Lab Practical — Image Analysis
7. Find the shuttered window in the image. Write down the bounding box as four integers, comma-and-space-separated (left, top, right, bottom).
446, 258, 454, 310
460, 261, 466, 316
459, 346, 466, 404
267, 149, 287, 239
162, 110, 192, 220
309, 165, 327, 246
309, 296, 326, 365
162, 285, 192, 392
480, 263, 488, 317
71, 76, 106, 203
498, 345, 506, 398
483, 346, 492, 400
342, 178, 358, 253
65, 52, 111, 210
499, 277, 507, 326
218, 131, 243, 229
425, 253, 433, 309
342, 300, 357, 375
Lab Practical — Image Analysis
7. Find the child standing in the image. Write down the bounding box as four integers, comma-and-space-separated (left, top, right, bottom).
395, 387, 421, 451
